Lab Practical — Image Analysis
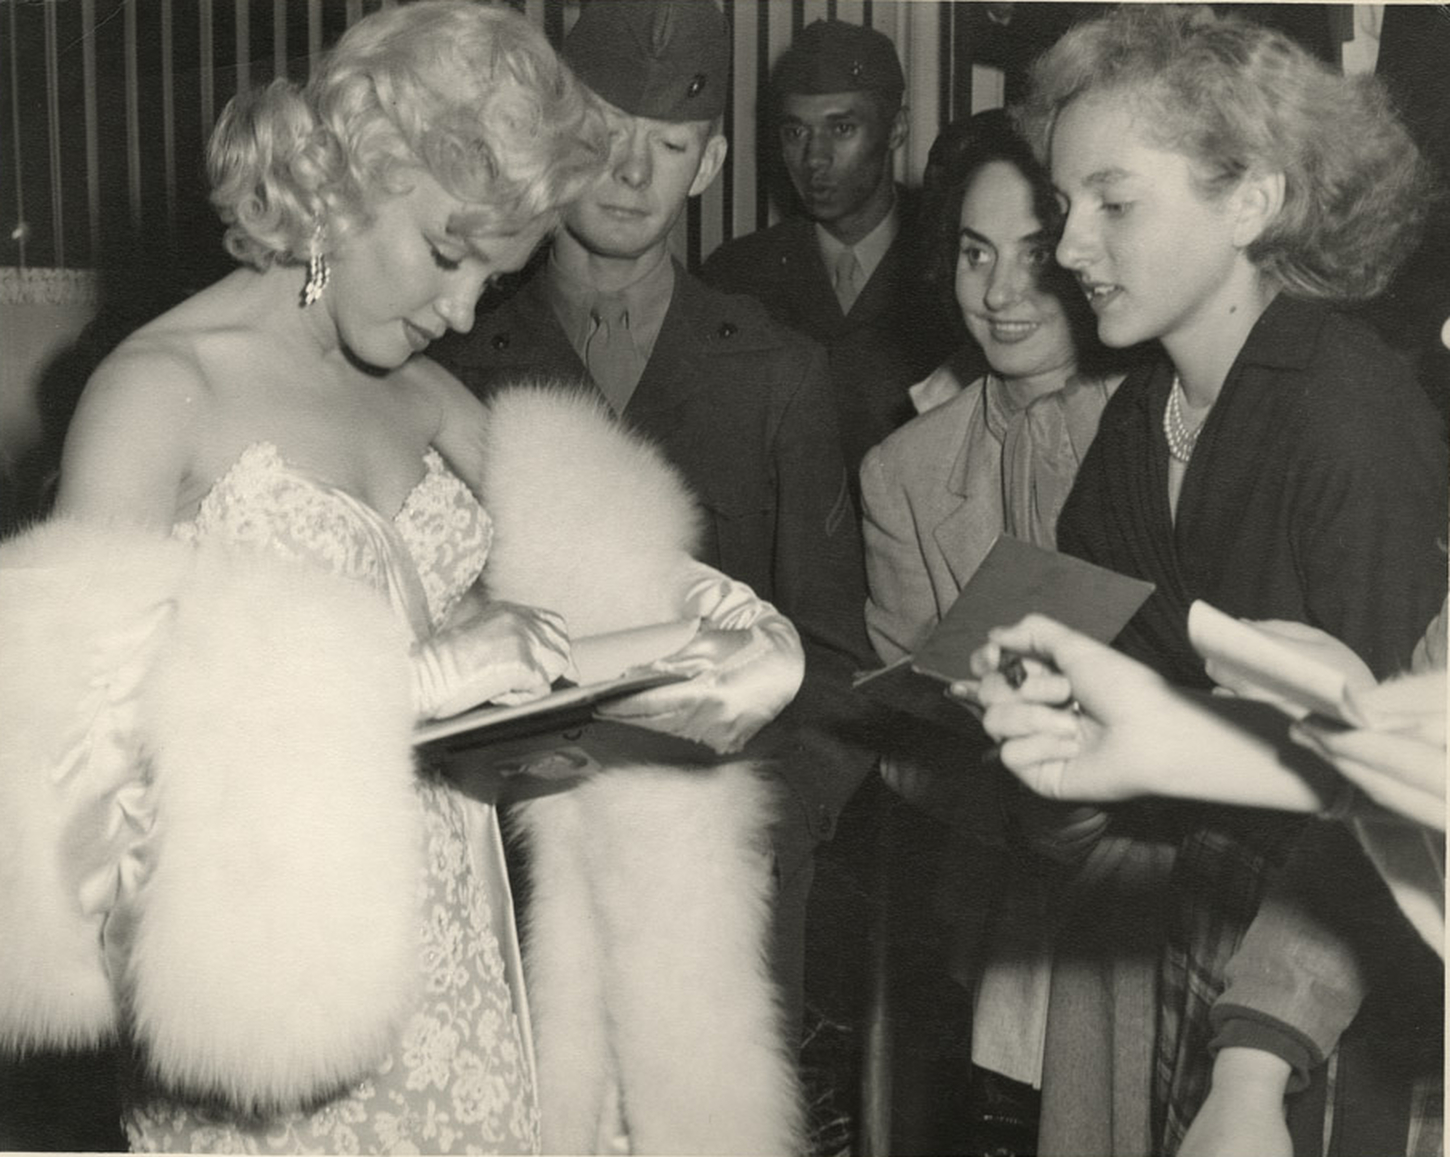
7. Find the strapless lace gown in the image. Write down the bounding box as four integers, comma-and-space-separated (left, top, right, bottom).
125, 442, 541, 1155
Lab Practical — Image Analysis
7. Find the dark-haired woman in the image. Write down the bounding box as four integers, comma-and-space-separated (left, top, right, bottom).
859, 107, 1161, 1153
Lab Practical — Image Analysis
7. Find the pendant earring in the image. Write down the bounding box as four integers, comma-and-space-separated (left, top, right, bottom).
300, 224, 330, 308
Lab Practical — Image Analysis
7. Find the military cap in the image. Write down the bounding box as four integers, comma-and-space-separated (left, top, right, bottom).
772, 19, 905, 106
563, 0, 730, 123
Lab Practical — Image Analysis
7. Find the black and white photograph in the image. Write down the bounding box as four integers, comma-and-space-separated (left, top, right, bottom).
2, 1, 1446, 1154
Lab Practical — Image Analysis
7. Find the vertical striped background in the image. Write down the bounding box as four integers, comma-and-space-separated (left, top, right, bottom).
1, 0, 1006, 278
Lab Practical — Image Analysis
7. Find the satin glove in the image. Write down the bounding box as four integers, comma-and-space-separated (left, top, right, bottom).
595, 561, 804, 754
412, 599, 574, 720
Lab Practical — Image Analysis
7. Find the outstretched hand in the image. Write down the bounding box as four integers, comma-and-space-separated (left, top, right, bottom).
1292, 670, 1447, 830
953, 614, 1178, 803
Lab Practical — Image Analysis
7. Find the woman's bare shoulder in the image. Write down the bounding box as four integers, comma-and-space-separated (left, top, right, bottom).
403, 353, 477, 412
83, 325, 217, 428
83, 270, 289, 420
55, 316, 220, 521
401, 354, 490, 480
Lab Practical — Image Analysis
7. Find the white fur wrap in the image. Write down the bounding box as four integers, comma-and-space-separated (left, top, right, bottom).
475, 384, 806, 1155
0, 518, 422, 1111
0, 384, 804, 1151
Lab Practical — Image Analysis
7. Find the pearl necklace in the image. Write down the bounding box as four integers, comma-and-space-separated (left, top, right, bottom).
1163, 374, 1207, 463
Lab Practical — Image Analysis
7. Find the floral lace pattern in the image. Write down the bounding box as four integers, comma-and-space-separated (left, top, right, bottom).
396, 451, 494, 627
173, 443, 491, 629
126, 780, 539, 1155
130, 442, 538, 1154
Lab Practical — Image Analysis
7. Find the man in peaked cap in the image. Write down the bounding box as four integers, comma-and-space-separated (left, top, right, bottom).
702, 19, 970, 483
703, 20, 984, 1146
432, 0, 879, 1071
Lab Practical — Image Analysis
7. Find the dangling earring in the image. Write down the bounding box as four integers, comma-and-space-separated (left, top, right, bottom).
300, 222, 330, 308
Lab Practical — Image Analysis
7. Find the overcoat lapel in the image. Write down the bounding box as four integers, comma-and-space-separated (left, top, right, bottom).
501, 276, 592, 384
843, 230, 907, 327
780, 221, 846, 337
929, 390, 991, 602
622, 269, 716, 435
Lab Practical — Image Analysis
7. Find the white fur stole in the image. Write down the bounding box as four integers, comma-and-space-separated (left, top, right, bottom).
475, 384, 806, 1155
0, 519, 423, 1111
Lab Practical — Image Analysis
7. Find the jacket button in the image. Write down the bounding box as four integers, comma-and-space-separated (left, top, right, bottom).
717, 321, 738, 339
491, 333, 510, 351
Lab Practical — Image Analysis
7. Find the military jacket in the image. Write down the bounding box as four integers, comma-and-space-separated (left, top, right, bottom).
701, 199, 971, 477
432, 262, 878, 859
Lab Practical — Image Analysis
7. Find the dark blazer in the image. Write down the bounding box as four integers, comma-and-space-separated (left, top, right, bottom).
1061, 294, 1448, 686
432, 263, 878, 874
1058, 294, 1449, 1155
701, 195, 969, 477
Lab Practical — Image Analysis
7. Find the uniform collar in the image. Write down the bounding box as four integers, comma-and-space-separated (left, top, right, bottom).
545, 247, 677, 359
813, 197, 900, 287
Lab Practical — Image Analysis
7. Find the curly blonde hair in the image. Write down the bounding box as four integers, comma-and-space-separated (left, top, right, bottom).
207, 0, 607, 269
1019, 5, 1432, 302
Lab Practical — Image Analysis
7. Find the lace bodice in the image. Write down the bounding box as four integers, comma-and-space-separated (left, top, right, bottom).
130, 440, 540, 1153
173, 441, 492, 631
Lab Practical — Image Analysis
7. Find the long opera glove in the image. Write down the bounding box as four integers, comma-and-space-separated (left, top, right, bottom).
596, 561, 804, 754
412, 599, 574, 720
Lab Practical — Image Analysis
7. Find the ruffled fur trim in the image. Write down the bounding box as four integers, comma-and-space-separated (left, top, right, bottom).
513, 767, 805, 1155
133, 542, 422, 1110
0, 519, 424, 1111
478, 385, 806, 1154
475, 381, 703, 633
0, 520, 190, 1053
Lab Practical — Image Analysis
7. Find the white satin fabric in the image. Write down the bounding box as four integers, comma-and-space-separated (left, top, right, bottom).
597, 559, 804, 754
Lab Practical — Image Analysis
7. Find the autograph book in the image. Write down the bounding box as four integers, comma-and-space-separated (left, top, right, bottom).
854, 535, 1156, 705
414, 618, 697, 747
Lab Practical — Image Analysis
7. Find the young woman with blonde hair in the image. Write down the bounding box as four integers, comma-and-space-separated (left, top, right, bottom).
1017, 6, 1445, 1154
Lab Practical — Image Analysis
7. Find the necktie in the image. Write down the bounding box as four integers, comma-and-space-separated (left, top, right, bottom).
833, 247, 862, 314
585, 296, 641, 414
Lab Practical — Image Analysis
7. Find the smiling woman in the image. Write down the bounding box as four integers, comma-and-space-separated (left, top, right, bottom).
954, 160, 1076, 392
909, 108, 1119, 417
858, 107, 1142, 1153
1017, 7, 1446, 1156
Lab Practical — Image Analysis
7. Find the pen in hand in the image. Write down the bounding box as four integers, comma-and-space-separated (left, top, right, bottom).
997, 647, 1083, 717
999, 650, 1029, 689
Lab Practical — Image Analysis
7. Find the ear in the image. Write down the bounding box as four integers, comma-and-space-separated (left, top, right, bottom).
1231, 168, 1284, 248
887, 104, 909, 152
689, 133, 729, 198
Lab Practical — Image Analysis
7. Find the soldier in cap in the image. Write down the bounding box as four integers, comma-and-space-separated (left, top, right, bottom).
702, 19, 972, 482
433, 0, 879, 1065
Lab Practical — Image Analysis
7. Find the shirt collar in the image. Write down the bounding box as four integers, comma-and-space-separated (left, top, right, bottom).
1232, 294, 1326, 371
546, 248, 677, 355
814, 197, 900, 286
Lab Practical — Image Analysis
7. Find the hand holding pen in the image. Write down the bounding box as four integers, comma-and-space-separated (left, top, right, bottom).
948, 615, 1157, 802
